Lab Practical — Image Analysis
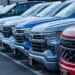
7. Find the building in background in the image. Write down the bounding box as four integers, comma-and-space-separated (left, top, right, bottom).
0, 0, 65, 5
0, 0, 27, 5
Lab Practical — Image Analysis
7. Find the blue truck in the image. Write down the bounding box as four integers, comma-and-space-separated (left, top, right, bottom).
12, 1, 74, 57
0, 2, 51, 40
29, 18, 75, 70
0, 2, 61, 50
0, 2, 50, 30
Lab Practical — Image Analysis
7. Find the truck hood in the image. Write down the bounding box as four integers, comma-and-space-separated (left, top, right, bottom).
15, 17, 61, 29
0, 16, 23, 24
3, 17, 41, 27
31, 18, 75, 33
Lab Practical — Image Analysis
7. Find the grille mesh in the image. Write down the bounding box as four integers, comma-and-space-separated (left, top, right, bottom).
31, 42, 45, 52
62, 49, 75, 63
33, 35, 44, 39
3, 26, 12, 38
31, 34, 45, 52
13, 29, 25, 43
61, 38, 75, 63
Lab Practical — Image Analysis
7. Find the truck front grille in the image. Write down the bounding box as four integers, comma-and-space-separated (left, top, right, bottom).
33, 34, 44, 39
16, 29, 24, 33
61, 38, 75, 63
61, 39, 75, 48
14, 35, 25, 43
31, 42, 45, 52
3, 26, 12, 38
14, 29, 25, 43
62, 48, 75, 63
31, 33, 45, 52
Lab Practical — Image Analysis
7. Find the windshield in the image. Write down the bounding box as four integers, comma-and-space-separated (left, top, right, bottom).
55, 3, 75, 18
36, 2, 61, 17
21, 3, 49, 17
0, 4, 16, 14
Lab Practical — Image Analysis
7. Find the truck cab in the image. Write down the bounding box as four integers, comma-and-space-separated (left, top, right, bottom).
60, 26, 75, 75
29, 18, 75, 70
0, 2, 35, 18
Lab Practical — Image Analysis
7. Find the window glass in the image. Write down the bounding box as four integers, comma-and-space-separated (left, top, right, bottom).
55, 3, 75, 18
21, 4, 42, 16
14, 4, 27, 15
37, 2, 60, 17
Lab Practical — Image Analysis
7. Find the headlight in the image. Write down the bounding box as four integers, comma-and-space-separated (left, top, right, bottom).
45, 32, 55, 40
24, 28, 31, 33
45, 31, 62, 40
45, 32, 60, 46
11, 25, 15, 30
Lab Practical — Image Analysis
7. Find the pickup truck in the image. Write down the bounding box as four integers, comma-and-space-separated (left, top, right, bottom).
60, 26, 75, 75
29, 18, 75, 70
0, 2, 62, 50
11, 1, 75, 58
0, 2, 51, 38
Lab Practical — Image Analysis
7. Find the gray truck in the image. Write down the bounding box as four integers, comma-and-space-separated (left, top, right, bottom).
29, 18, 75, 70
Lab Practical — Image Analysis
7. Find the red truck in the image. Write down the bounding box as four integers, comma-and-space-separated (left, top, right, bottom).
60, 26, 75, 75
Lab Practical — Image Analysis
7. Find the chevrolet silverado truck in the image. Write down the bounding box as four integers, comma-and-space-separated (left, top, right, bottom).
0, 2, 62, 50
29, 17, 75, 70
11, 1, 75, 58
0, 2, 51, 38
60, 26, 75, 75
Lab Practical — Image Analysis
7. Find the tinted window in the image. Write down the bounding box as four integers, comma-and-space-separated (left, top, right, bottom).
37, 2, 61, 17
14, 4, 27, 15
21, 4, 42, 16
55, 3, 75, 18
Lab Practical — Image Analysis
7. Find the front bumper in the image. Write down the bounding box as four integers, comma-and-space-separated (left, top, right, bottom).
60, 58, 75, 75
29, 50, 58, 70
15, 44, 29, 57
2, 36, 15, 49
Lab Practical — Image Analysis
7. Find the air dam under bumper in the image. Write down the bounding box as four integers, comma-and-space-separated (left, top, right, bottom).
60, 57, 75, 75
15, 45, 29, 57
29, 50, 59, 70
2, 37, 15, 49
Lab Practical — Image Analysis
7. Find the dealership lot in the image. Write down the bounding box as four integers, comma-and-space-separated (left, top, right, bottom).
0, 1, 75, 75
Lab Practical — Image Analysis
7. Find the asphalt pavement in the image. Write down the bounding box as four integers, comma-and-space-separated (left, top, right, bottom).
0, 53, 37, 75
0, 50, 60, 75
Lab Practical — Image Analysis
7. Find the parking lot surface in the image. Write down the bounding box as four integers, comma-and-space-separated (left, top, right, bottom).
0, 50, 60, 75
0, 53, 37, 75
